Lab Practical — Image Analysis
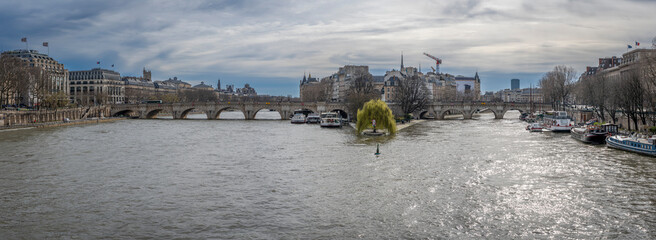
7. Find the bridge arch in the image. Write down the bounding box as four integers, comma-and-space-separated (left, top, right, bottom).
330, 109, 349, 121
252, 107, 288, 120
498, 108, 527, 119
439, 108, 469, 120
419, 110, 437, 119
211, 107, 247, 120
145, 109, 165, 119
179, 108, 196, 119
112, 109, 135, 117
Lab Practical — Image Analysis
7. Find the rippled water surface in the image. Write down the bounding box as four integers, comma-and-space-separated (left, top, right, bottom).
1, 111, 655, 239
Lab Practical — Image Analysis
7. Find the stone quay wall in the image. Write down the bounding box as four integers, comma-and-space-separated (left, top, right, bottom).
0, 106, 110, 127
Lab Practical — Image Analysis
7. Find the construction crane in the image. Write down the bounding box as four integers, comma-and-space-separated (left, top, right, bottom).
423, 52, 442, 73
430, 66, 436, 73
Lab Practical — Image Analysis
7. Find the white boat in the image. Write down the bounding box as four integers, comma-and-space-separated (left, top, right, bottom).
320, 112, 342, 128
291, 113, 306, 124
606, 134, 656, 157
305, 113, 321, 124
542, 111, 573, 132
526, 122, 543, 132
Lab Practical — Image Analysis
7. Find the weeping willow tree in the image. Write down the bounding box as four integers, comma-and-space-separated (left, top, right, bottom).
356, 99, 397, 134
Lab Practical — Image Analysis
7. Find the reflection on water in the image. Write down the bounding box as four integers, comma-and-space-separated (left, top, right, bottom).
0, 111, 654, 238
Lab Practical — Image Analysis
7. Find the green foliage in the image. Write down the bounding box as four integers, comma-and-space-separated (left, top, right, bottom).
649, 126, 656, 134
356, 99, 397, 134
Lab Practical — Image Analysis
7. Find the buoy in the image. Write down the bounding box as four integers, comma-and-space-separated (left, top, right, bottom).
375, 143, 381, 155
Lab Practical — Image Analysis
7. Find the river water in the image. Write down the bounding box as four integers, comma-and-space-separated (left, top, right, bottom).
1, 111, 655, 239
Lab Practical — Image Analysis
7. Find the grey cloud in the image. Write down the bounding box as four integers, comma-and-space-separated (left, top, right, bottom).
1, 0, 654, 95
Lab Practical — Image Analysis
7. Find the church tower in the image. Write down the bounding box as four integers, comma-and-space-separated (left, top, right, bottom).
143, 67, 152, 82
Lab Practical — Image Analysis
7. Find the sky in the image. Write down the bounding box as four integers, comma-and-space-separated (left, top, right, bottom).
1, 0, 655, 96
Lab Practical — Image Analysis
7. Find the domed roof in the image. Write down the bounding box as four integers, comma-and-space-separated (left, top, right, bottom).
193, 81, 212, 89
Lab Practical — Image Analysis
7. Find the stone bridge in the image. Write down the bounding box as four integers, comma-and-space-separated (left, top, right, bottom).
110, 101, 551, 120
110, 101, 350, 120
409, 101, 552, 119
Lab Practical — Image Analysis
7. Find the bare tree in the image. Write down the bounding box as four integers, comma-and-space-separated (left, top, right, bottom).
345, 71, 379, 119
539, 65, 577, 110
617, 69, 645, 131
0, 56, 22, 106
396, 75, 430, 115
577, 73, 613, 122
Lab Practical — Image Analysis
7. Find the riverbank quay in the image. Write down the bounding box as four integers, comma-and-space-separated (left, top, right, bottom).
0, 117, 126, 131
397, 119, 425, 131
0, 106, 112, 130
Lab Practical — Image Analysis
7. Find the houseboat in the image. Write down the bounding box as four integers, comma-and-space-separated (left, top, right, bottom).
606, 134, 656, 157
320, 112, 342, 128
542, 111, 573, 132
571, 124, 618, 144
291, 113, 306, 124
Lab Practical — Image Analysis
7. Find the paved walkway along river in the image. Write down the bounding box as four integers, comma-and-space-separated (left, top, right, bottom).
0, 111, 654, 238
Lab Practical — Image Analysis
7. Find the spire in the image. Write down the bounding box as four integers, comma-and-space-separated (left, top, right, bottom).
308, 72, 311, 79
475, 72, 480, 82
401, 52, 404, 70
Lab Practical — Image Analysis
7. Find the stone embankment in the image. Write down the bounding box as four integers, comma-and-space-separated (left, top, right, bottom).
396, 119, 426, 131
0, 106, 112, 130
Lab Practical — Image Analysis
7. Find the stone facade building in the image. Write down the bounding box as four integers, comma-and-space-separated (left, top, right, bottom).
160, 77, 191, 89
192, 81, 214, 91
454, 73, 481, 100
1, 49, 69, 106
122, 68, 156, 103
69, 68, 124, 105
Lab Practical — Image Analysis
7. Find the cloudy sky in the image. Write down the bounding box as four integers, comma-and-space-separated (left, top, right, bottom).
1, 0, 654, 96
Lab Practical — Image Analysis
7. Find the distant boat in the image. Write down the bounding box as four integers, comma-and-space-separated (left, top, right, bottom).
320, 112, 342, 128
526, 122, 543, 132
291, 113, 306, 124
543, 111, 573, 132
571, 124, 617, 144
305, 113, 321, 124
607, 133, 656, 157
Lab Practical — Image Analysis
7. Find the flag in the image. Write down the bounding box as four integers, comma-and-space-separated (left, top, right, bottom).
21, 37, 27, 42
628, 45, 633, 49
42, 42, 48, 47
636, 41, 640, 46
111, 64, 114, 67
97, 61, 100, 64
